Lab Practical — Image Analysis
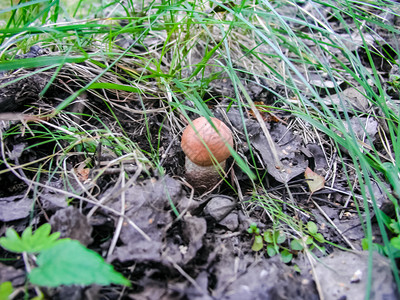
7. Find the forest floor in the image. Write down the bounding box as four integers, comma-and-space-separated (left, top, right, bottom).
0, 1, 400, 299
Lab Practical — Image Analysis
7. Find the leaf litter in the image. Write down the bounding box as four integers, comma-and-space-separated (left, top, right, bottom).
0, 1, 399, 299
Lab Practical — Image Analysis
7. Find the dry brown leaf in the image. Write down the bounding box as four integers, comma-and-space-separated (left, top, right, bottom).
75, 167, 90, 182
304, 167, 325, 194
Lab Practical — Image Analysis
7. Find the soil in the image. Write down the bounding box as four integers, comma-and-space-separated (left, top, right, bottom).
0, 2, 400, 300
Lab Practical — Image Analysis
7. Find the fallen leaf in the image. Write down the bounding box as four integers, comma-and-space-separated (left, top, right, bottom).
304, 167, 325, 193
251, 123, 308, 183
0, 195, 33, 222
75, 167, 90, 182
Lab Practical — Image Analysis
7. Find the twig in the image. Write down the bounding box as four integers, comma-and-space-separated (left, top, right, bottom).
304, 249, 325, 300
311, 199, 357, 250
166, 257, 207, 297
107, 168, 126, 261
22, 252, 42, 298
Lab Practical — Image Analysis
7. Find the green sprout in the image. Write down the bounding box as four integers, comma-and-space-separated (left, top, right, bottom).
247, 221, 326, 263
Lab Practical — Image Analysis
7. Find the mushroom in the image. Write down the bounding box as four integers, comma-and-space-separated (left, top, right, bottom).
181, 117, 233, 192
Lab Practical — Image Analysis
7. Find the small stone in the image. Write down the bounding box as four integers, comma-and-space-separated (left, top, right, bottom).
219, 212, 239, 231
204, 197, 236, 222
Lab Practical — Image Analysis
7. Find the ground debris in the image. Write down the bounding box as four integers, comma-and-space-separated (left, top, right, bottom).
252, 122, 308, 183
0, 263, 25, 287
50, 206, 93, 246
314, 250, 399, 300
0, 1, 398, 298
204, 196, 236, 222
109, 176, 188, 263
0, 195, 33, 222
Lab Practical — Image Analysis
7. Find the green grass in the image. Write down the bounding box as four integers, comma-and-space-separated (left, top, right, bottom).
1, 0, 399, 297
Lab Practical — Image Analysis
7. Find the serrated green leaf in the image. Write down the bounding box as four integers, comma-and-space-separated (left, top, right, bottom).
291, 239, 304, 251
29, 239, 130, 287
0, 228, 23, 253
252, 235, 264, 252
0, 281, 13, 300
21, 227, 33, 241
0, 224, 61, 254
307, 221, 318, 235
266, 244, 276, 257
280, 249, 293, 263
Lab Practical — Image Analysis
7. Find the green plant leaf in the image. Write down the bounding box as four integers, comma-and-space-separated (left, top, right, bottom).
390, 236, 400, 250
251, 235, 264, 252
307, 221, 318, 235
249, 223, 257, 230
276, 231, 286, 244
293, 264, 301, 273
384, 243, 400, 259
280, 249, 293, 263
263, 231, 273, 243
248, 223, 260, 235
87, 82, 140, 93
29, 239, 130, 287
317, 245, 326, 255
390, 221, 400, 235
0, 224, 60, 253
381, 162, 400, 200
0, 281, 13, 300
361, 238, 368, 250
291, 239, 304, 251
314, 233, 325, 243
266, 244, 276, 257
0, 55, 89, 71
305, 236, 314, 245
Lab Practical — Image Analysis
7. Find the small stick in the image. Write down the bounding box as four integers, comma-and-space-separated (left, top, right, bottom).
311, 199, 357, 250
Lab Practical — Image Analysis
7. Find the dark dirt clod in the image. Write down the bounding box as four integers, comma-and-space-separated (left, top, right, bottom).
0, 71, 51, 113
0, 263, 25, 287
110, 176, 187, 263
181, 215, 207, 264
50, 206, 93, 247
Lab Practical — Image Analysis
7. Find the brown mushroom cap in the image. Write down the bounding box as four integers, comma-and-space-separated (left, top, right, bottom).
181, 117, 233, 166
